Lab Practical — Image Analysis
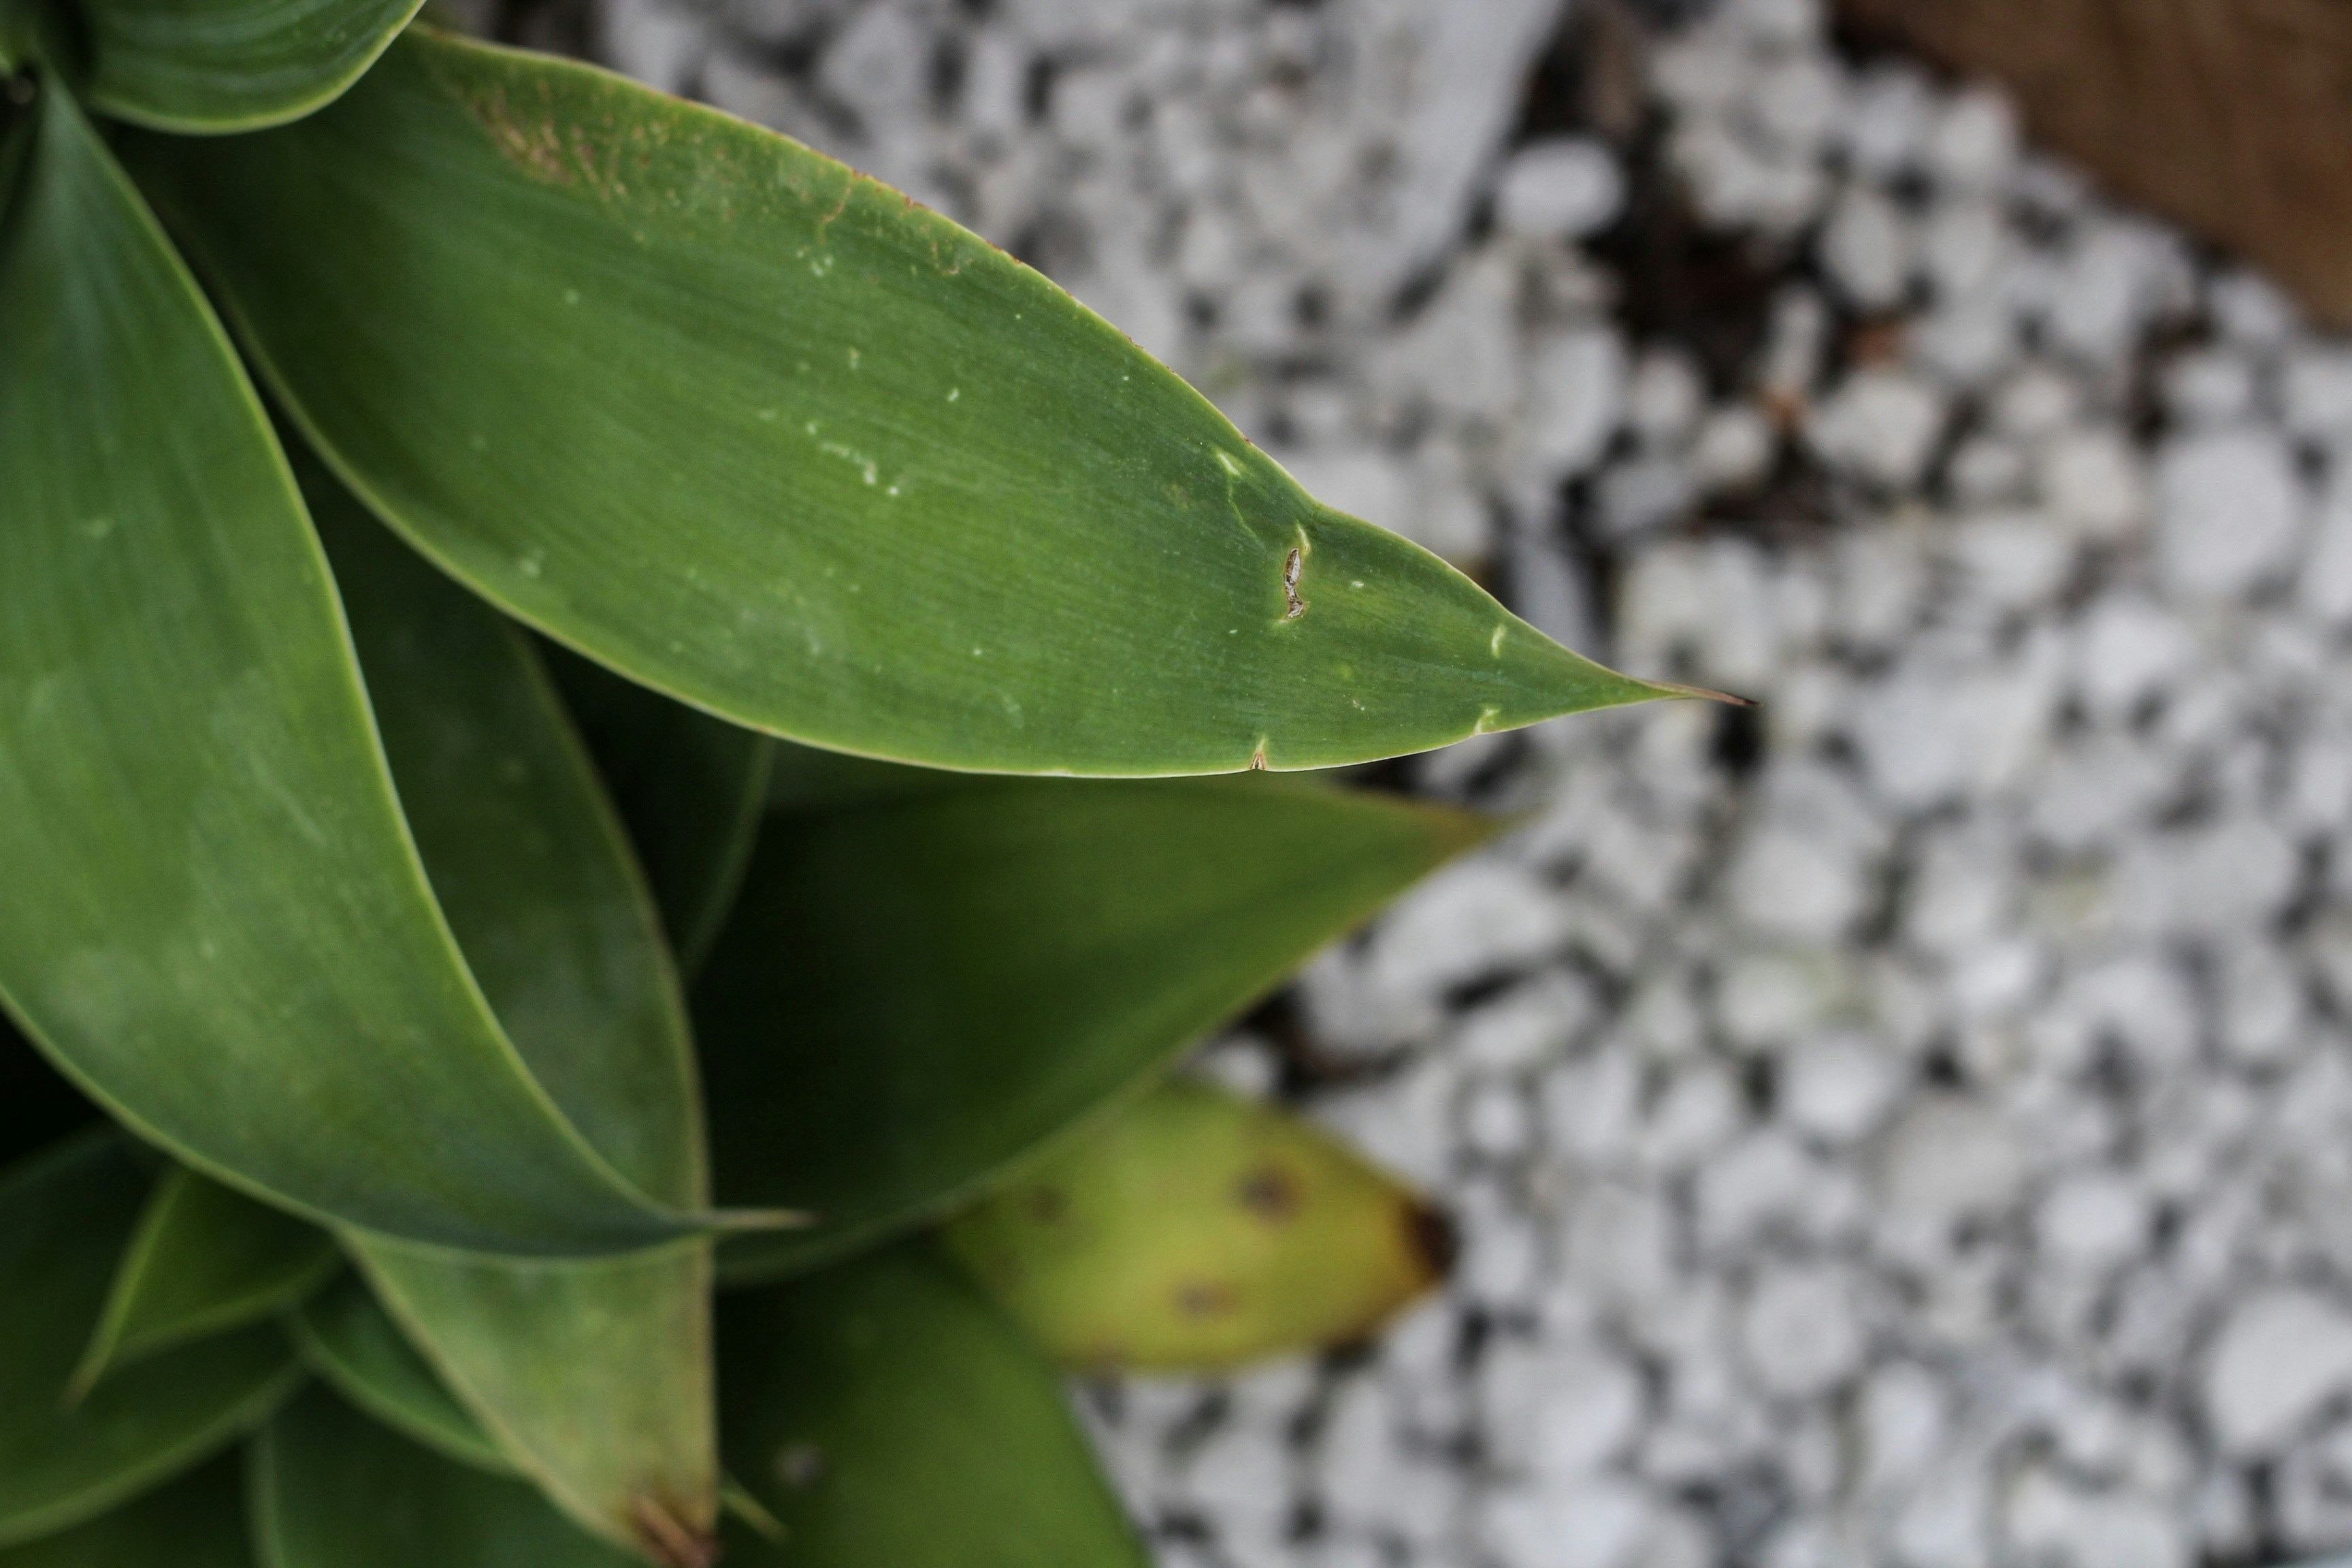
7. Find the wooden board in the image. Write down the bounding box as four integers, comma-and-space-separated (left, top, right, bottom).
1840, 0, 2352, 325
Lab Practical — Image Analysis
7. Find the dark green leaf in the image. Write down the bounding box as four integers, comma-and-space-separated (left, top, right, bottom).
308, 485, 717, 1561
543, 648, 772, 979
80, 0, 423, 132
73, 1166, 338, 1399
0, 1453, 251, 1568
287, 1275, 510, 1476
945, 1079, 1449, 1370
0, 1016, 95, 1171
0, 84, 696, 1257
720, 1242, 1147, 1568
252, 1386, 640, 1568
700, 774, 1490, 1284
0, 1134, 302, 1547
130, 27, 1679, 779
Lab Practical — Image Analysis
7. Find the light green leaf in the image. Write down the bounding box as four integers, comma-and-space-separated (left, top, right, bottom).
308, 486, 716, 1563
945, 1079, 1450, 1370
720, 1242, 1147, 1568
699, 773, 1490, 1285
354, 1243, 715, 1565
252, 1386, 640, 1568
0, 1454, 250, 1568
0, 1134, 303, 1547
287, 1275, 510, 1476
72, 1166, 339, 1399
80, 0, 423, 133
544, 649, 773, 979
0, 83, 699, 1258
129, 27, 1681, 779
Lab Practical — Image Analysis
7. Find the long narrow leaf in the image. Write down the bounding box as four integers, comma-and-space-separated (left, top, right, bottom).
0, 1454, 250, 1568
129, 27, 1680, 779
252, 1388, 640, 1568
719, 1243, 1147, 1567
72, 1166, 338, 1398
700, 774, 1490, 1284
543, 649, 772, 979
309, 487, 716, 1563
945, 1079, 1450, 1369
0, 1134, 302, 1546
0, 83, 695, 1256
79, 0, 423, 132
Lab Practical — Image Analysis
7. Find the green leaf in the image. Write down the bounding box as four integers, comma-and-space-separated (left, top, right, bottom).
306, 485, 716, 1563
72, 1166, 339, 1399
543, 649, 773, 979
287, 1275, 510, 1476
0, 1134, 303, 1547
699, 772, 1490, 1285
0, 83, 698, 1258
80, 0, 423, 133
944, 1079, 1450, 1370
128, 27, 1680, 779
719, 1242, 1147, 1568
0, 1454, 251, 1568
252, 1386, 640, 1568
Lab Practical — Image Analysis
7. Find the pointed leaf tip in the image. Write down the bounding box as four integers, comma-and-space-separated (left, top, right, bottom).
131, 30, 1688, 778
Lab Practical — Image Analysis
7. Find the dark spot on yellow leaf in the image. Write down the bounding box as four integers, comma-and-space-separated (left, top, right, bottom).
1175, 1279, 1237, 1318
1236, 1162, 1299, 1222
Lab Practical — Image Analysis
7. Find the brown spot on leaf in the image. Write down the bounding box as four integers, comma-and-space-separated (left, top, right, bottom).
1175, 1280, 1238, 1318
1236, 1163, 1300, 1222
1404, 1199, 1459, 1286
1028, 1186, 1067, 1223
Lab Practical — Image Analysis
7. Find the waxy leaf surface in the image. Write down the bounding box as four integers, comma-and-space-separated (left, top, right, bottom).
0, 1135, 301, 1546
720, 1243, 1147, 1568
132, 27, 1675, 778
253, 1388, 639, 1568
545, 649, 772, 979
74, 1166, 338, 1397
701, 773, 1489, 1283
312, 492, 716, 1562
0, 86, 691, 1257
945, 1078, 1449, 1369
0, 1454, 251, 1568
80, 0, 422, 131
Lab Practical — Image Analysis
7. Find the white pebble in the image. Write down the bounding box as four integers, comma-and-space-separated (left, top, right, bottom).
1496, 138, 1625, 240
2205, 1290, 2352, 1454
1805, 368, 1948, 489
1740, 1265, 1865, 1399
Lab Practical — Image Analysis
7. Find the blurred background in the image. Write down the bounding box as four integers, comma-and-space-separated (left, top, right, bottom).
463, 0, 2352, 1562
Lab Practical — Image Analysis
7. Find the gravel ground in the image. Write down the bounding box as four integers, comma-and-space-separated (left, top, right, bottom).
589, 0, 2352, 1563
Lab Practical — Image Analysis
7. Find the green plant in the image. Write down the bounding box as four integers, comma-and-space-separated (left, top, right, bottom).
0, 3, 1692, 1563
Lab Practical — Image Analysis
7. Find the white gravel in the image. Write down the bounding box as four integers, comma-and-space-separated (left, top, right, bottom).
595, 0, 2352, 1562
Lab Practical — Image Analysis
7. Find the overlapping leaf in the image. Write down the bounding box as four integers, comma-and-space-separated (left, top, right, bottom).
252, 1388, 640, 1568
0, 83, 693, 1256
288, 1275, 510, 1475
79, 0, 423, 132
73, 1166, 338, 1398
0, 1454, 251, 1568
131, 27, 1679, 779
544, 650, 772, 978
701, 772, 1490, 1284
945, 1078, 1450, 1369
0, 1134, 301, 1546
719, 1243, 1147, 1567
310, 487, 717, 1563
